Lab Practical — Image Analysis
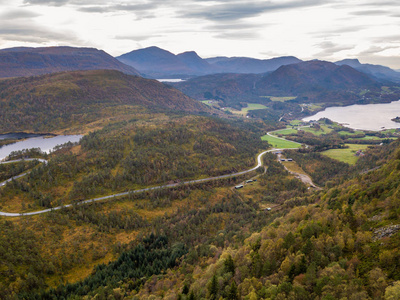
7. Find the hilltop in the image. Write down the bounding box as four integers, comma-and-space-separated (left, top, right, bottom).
173, 60, 387, 106
0, 69, 210, 133
336, 58, 400, 83
256, 60, 382, 102
205, 55, 302, 74
0, 46, 140, 78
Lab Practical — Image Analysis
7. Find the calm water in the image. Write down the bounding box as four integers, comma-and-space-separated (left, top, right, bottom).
0, 135, 82, 161
157, 79, 185, 83
303, 100, 400, 131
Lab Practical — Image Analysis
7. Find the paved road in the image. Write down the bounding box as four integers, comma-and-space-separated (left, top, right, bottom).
0, 159, 47, 188
0, 151, 277, 217
0, 130, 308, 217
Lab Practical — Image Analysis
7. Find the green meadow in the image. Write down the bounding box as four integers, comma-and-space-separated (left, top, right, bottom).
261, 134, 302, 149
321, 144, 371, 165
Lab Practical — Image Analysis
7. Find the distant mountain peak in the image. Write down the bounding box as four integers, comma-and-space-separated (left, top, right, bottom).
335, 58, 400, 83
178, 51, 198, 56
336, 58, 361, 67
116, 46, 303, 77
0, 46, 140, 78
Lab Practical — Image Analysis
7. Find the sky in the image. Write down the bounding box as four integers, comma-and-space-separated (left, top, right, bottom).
0, 0, 399, 69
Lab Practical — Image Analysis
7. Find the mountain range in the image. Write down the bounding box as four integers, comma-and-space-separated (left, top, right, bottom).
0, 46, 140, 78
335, 58, 400, 83
0, 45, 399, 86
116, 46, 302, 78
0, 45, 399, 114
172, 60, 392, 106
116, 46, 400, 84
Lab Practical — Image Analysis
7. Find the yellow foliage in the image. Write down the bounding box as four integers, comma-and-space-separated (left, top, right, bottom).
385, 281, 400, 300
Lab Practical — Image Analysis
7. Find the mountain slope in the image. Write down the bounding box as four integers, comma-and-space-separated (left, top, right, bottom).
173, 60, 385, 106
117, 46, 302, 77
176, 51, 215, 74
0, 46, 140, 78
205, 55, 302, 73
335, 58, 400, 83
257, 60, 381, 96
0, 69, 209, 133
172, 73, 261, 103
117, 46, 192, 77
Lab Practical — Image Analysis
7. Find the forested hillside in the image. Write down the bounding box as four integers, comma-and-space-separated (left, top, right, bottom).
1, 113, 400, 299
0, 70, 210, 133
0, 115, 267, 212
173, 60, 400, 110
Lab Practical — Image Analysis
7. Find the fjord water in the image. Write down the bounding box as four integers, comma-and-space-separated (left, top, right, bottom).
0, 135, 82, 161
156, 79, 185, 82
303, 100, 400, 131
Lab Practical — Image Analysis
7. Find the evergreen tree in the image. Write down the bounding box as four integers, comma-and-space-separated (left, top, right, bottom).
227, 281, 238, 300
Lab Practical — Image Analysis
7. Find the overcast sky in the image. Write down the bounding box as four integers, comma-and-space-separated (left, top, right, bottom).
1, 0, 399, 68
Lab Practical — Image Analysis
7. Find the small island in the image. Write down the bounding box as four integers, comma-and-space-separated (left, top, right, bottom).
392, 116, 400, 123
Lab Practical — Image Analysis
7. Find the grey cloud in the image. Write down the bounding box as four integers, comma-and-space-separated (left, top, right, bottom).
350, 10, 389, 16
205, 21, 269, 31
373, 35, 400, 43
359, 45, 399, 55
78, 6, 109, 13
180, 0, 325, 21
214, 31, 260, 40
314, 41, 354, 57
114, 34, 161, 41
77, 2, 159, 14
0, 21, 82, 44
23, 0, 69, 6
0, 9, 41, 19
312, 25, 366, 38
359, 1, 399, 7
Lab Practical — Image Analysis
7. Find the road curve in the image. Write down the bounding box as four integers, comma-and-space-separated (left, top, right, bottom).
267, 129, 303, 145
0, 135, 303, 217
0, 151, 277, 217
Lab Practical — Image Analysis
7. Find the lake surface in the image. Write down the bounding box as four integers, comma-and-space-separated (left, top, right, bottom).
0, 135, 82, 161
303, 100, 400, 131
157, 79, 185, 83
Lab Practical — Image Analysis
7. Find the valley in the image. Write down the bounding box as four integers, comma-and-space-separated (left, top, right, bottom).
0, 45, 400, 300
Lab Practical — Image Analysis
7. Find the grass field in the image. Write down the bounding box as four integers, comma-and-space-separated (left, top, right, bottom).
289, 120, 304, 126
268, 96, 297, 102
321, 144, 371, 165
261, 134, 302, 148
229, 103, 268, 116
307, 104, 323, 112
300, 125, 333, 136
348, 136, 382, 140
243, 103, 268, 111
337, 130, 365, 136
273, 128, 298, 135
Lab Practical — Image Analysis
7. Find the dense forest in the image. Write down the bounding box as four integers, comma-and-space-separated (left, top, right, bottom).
1, 122, 400, 299
1, 75, 400, 299
0, 70, 210, 133
0, 114, 268, 212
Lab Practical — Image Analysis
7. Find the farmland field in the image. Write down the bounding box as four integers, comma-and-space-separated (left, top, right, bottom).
321, 144, 371, 165
261, 134, 302, 148
229, 103, 268, 116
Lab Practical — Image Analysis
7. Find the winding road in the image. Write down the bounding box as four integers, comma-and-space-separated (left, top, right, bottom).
0, 131, 305, 217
